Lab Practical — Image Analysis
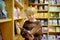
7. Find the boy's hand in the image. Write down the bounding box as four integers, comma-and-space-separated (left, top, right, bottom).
27, 31, 34, 40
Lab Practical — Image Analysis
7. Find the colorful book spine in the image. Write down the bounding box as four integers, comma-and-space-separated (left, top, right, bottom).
56, 27, 60, 32
34, 0, 38, 4
42, 27, 48, 33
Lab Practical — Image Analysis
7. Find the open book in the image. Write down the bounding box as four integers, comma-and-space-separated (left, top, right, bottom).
31, 23, 42, 34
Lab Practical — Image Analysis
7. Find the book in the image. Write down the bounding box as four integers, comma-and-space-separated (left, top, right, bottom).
41, 20, 45, 25
56, 27, 60, 32
34, 0, 38, 4
14, 7, 20, 19
44, 6, 48, 10
39, 0, 43, 3
15, 21, 21, 34
44, 13, 48, 18
44, 0, 48, 4
52, 20, 57, 25
48, 35, 56, 40
58, 20, 60, 25
0, 1, 8, 19
42, 27, 48, 33
57, 0, 60, 4
59, 13, 60, 18
56, 35, 60, 40
49, 6, 57, 11
50, 0, 56, 4
49, 26, 56, 32
31, 21, 42, 34
42, 34, 47, 40
39, 6, 43, 10
49, 20, 53, 25
0, 31, 2, 40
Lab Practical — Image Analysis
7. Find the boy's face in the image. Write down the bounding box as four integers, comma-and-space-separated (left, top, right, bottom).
27, 14, 35, 20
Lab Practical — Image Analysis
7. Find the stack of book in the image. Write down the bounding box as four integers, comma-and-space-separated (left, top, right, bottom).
14, 7, 20, 19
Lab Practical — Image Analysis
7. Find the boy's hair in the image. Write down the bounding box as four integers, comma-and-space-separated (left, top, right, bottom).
25, 7, 37, 15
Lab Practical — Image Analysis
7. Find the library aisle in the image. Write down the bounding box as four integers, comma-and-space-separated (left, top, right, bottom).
0, 0, 60, 40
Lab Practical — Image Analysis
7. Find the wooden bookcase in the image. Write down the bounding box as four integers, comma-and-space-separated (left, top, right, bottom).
27, 0, 60, 40
0, 0, 26, 40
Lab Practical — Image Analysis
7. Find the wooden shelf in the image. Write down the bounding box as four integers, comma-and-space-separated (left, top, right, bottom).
14, 17, 23, 20
50, 11, 60, 12
49, 32, 60, 35
38, 10, 48, 12
0, 19, 12, 23
50, 4, 60, 6
49, 18, 60, 20
14, 0, 23, 9
29, 3, 48, 5
36, 18, 48, 20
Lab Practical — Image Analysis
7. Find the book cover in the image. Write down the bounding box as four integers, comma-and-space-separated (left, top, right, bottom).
44, 6, 48, 10
48, 35, 56, 40
42, 34, 47, 40
42, 27, 48, 33
44, 13, 48, 18
56, 35, 60, 40
49, 20, 53, 25
39, 6, 43, 10
39, 0, 43, 3
49, 26, 56, 32
44, 0, 48, 4
58, 20, 60, 25
41, 20, 45, 25
34, 0, 38, 4
52, 20, 57, 25
57, 0, 60, 4
56, 27, 60, 32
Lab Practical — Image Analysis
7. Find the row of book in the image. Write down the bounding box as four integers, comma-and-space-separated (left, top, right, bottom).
38, 6, 48, 10
38, 6, 60, 11
49, 6, 60, 11
49, 26, 60, 32
50, 12, 60, 18
50, 0, 60, 4
29, 0, 48, 4
14, 6, 21, 19
42, 34, 60, 40
35, 12, 60, 18
0, 0, 8, 19
42, 26, 60, 33
49, 20, 60, 25
29, 0, 60, 4
39, 19, 60, 26
35, 13, 48, 18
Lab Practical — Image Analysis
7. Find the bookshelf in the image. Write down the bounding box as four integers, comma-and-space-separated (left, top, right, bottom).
0, 0, 25, 40
28, 0, 60, 40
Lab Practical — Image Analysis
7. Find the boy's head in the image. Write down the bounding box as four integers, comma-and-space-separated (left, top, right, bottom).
25, 7, 37, 16
25, 7, 37, 19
